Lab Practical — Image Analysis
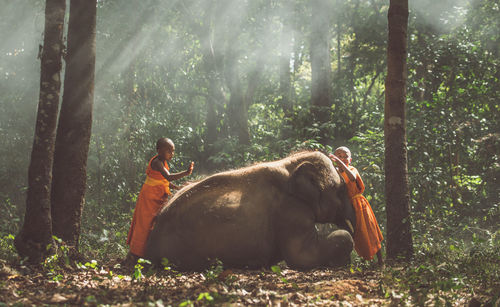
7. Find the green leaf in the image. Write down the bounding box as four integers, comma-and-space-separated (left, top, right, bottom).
271, 265, 282, 275
179, 300, 192, 307
197, 292, 214, 301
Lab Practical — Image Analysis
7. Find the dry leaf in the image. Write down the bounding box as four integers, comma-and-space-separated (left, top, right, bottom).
50, 293, 68, 303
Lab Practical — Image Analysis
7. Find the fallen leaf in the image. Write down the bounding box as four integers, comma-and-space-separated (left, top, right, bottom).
49, 293, 68, 303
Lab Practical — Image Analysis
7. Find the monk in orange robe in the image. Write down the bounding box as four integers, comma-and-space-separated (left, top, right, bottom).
126, 138, 194, 261
329, 147, 384, 265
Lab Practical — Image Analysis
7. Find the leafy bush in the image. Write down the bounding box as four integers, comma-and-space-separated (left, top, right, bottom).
0, 234, 16, 262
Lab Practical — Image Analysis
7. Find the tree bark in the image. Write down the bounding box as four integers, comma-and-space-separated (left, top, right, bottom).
310, 0, 332, 126
224, 57, 249, 145
384, 0, 413, 260
121, 60, 140, 211
279, 1, 293, 117
223, 45, 262, 146
14, 0, 66, 263
200, 0, 225, 171
51, 0, 96, 251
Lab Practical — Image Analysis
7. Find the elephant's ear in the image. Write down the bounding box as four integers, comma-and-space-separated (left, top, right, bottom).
290, 162, 320, 204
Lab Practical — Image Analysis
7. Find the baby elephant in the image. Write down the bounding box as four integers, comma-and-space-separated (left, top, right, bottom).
145, 151, 355, 270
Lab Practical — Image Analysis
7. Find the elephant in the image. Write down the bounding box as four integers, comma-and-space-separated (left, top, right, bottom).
145, 151, 356, 270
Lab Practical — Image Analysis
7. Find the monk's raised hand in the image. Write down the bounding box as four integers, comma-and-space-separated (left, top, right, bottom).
328, 153, 341, 167
186, 162, 194, 175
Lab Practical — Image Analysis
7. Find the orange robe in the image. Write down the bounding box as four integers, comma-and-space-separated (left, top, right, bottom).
127, 155, 171, 257
340, 166, 383, 260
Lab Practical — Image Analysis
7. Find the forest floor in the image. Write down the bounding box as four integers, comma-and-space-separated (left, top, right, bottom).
1, 258, 497, 306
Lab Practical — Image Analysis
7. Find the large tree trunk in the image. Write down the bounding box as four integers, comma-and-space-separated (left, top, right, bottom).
384, 0, 413, 260
14, 0, 66, 263
51, 0, 96, 252
310, 0, 332, 127
200, 0, 225, 171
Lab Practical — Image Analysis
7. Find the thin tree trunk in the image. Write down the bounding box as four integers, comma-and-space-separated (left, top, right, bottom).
96, 136, 103, 206
384, 0, 413, 260
310, 0, 332, 129
336, 9, 341, 76
362, 70, 382, 109
51, 0, 96, 252
122, 60, 139, 211
279, 47, 292, 117
14, 0, 66, 263
444, 64, 461, 206
226, 76, 249, 144
279, 1, 293, 117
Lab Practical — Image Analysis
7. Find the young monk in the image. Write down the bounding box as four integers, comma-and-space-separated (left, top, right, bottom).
329, 146, 384, 265
126, 138, 194, 262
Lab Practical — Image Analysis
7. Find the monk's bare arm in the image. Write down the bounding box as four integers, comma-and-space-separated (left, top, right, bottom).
152, 159, 194, 182
328, 155, 356, 181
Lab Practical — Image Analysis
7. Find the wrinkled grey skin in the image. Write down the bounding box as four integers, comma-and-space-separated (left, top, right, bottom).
145, 151, 355, 270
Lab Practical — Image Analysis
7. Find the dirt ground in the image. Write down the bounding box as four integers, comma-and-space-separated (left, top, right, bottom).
0, 260, 493, 306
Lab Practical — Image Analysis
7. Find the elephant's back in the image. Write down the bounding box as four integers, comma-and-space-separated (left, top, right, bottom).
159, 164, 287, 218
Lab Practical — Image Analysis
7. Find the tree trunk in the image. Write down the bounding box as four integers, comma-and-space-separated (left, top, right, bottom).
310, 0, 332, 127
224, 50, 251, 146
226, 70, 249, 145
51, 0, 96, 251
384, 0, 413, 260
122, 60, 139, 211
200, 0, 225, 171
14, 0, 66, 263
279, 2, 293, 117
279, 48, 292, 117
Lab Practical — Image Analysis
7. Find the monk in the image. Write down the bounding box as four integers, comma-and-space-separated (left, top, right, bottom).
126, 138, 194, 263
329, 146, 384, 265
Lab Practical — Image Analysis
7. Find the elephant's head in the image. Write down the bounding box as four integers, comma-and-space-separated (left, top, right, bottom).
290, 153, 356, 235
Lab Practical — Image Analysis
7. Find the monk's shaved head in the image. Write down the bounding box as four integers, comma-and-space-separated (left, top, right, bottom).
156, 137, 175, 151
334, 146, 351, 157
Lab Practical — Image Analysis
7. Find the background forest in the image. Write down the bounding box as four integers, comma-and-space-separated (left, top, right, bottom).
0, 0, 499, 304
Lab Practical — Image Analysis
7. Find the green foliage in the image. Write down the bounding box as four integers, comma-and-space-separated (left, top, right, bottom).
178, 299, 193, 307
79, 205, 130, 261
270, 264, 298, 289
85, 295, 98, 305
270, 264, 288, 284
161, 257, 172, 271
202, 259, 224, 283
76, 259, 99, 270
0, 234, 16, 262
0, 198, 21, 256
377, 230, 500, 305
196, 292, 214, 303
40, 236, 73, 281
133, 258, 152, 281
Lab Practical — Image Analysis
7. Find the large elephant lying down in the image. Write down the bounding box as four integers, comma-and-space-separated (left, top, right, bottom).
145, 151, 356, 270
